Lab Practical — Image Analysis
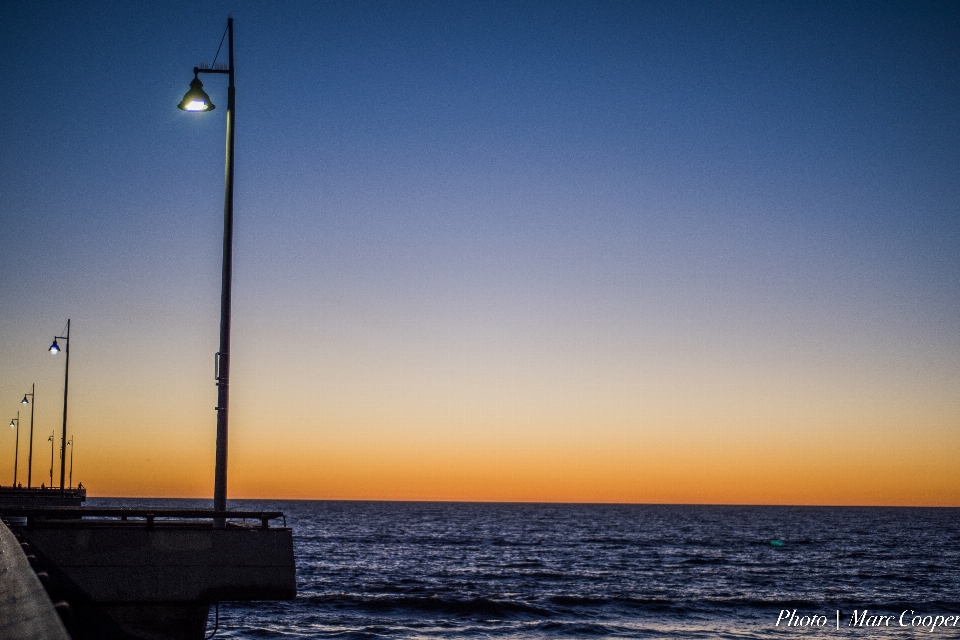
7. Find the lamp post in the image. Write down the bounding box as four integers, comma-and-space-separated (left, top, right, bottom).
47, 432, 54, 489
49, 319, 70, 493
179, 17, 235, 522
21, 385, 35, 488
9, 413, 19, 486
67, 437, 74, 489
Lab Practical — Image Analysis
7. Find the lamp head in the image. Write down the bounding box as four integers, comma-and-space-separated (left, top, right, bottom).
21, 395, 28, 405
49, 338, 59, 354
9, 420, 15, 429
178, 76, 215, 112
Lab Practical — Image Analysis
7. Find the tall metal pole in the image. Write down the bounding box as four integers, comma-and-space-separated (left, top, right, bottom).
59, 319, 70, 493
24, 384, 35, 488
11, 413, 19, 486
213, 17, 235, 521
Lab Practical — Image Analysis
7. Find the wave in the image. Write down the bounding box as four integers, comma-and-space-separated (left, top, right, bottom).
306, 593, 553, 618
300, 592, 844, 620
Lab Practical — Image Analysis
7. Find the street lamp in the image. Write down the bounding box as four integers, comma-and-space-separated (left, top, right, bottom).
49, 319, 70, 493
178, 76, 215, 112
22, 384, 35, 488
9, 413, 19, 486
179, 17, 235, 521
47, 432, 54, 489
67, 437, 74, 489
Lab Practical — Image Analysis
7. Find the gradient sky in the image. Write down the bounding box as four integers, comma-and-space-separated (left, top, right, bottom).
0, 1, 958, 505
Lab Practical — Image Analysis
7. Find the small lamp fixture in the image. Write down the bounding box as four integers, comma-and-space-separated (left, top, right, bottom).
9, 420, 15, 429
49, 339, 60, 354
21, 395, 28, 405
178, 75, 215, 112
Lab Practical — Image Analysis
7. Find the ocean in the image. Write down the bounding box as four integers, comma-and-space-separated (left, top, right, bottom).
89, 499, 960, 639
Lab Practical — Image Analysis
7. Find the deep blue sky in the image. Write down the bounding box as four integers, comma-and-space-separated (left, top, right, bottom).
1, 1, 958, 502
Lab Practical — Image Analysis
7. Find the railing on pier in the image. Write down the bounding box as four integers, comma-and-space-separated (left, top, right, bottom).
0, 506, 287, 530
0, 485, 86, 490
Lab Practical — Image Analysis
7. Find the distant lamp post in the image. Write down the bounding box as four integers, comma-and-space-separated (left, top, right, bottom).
49, 320, 70, 493
179, 17, 235, 521
47, 433, 54, 489
9, 413, 19, 486
21, 384, 35, 488
67, 437, 74, 489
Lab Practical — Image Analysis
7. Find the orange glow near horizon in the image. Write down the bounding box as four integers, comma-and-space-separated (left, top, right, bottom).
58, 400, 960, 506
4, 325, 958, 507
75, 439, 960, 506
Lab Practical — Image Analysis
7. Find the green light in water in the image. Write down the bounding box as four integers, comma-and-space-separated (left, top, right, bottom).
771, 539, 785, 547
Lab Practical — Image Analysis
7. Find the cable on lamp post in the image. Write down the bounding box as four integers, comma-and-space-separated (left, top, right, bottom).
9, 413, 19, 487
49, 319, 70, 494
47, 432, 54, 489
179, 17, 235, 525
67, 437, 74, 489
21, 385, 35, 488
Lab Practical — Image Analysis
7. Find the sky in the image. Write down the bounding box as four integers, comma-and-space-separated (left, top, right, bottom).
0, 0, 958, 505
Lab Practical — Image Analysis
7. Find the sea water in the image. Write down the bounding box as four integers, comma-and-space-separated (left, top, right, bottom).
89, 499, 960, 639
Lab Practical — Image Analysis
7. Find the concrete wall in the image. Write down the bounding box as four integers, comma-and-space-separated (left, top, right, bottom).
0, 520, 71, 640
14, 521, 295, 640
21, 524, 295, 601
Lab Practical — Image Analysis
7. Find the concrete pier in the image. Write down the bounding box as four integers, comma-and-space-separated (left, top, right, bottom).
4, 507, 296, 640
0, 519, 70, 640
